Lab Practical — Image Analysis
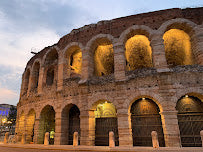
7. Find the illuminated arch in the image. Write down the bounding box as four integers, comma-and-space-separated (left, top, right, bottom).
38, 105, 55, 144
159, 19, 197, 67
86, 34, 115, 76
89, 99, 119, 146
163, 29, 194, 66
65, 45, 82, 75
26, 109, 36, 143
130, 98, 165, 146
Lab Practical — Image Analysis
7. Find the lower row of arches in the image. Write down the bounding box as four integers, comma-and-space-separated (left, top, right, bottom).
18, 94, 203, 147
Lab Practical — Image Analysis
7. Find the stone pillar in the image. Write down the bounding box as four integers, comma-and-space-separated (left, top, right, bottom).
80, 110, 95, 146
33, 118, 40, 144
192, 26, 203, 65
151, 33, 169, 72
160, 111, 181, 147
109, 131, 115, 148
4, 132, 9, 144
44, 132, 49, 145
117, 113, 133, 146
80, 49, 92, 82
73, 132, 79, 146
113, 43, 126, 81
151, 131, 159, 148
200, 130, 203, 147
37, 67, 44, 94
54, 110, 62, 145
57, 52, 64, 91
21, 133, 26, 144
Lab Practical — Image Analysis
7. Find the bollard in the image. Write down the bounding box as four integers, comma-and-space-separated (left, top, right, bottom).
44, 132, 49, 145
151, 131, 159, 148
73, 132, 78, 146
4, 132, 9, 144
21, 133, 26, 144
200, 130, 203, 147
109, 131, 115, 148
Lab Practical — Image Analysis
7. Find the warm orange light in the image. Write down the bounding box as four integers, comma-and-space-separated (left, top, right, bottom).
163, 29, 194, 66
125, 35, 153, 71
70, 50, 82, 74
94, 44, 114, 76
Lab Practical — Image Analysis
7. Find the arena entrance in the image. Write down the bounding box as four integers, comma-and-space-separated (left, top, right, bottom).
38, 105, 55, 144
94, 100, 119, 146
61, 104, 80, 145
130, 98, 165, 146
68, 105, 80, 145
176, 95, 203, 147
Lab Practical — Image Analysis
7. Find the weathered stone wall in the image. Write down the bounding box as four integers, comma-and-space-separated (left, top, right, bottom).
16, 7, 203, 147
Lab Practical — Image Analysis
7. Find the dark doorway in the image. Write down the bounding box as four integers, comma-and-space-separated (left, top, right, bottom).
68, 105, 80, 145
176, 95, 203, 147
131, 98, 165, 146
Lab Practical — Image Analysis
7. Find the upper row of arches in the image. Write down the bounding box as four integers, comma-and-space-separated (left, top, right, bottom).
22, 19, 202, 94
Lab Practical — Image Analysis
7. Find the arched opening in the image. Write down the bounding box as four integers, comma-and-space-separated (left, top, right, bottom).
46, 67, 54, 86
65, 46, 82, 76
61, 104, 80, 145
125, 35, 153, 71
31, 62, 40, 90
91, 100, 119, 146
92, 38, 114, 76
44, 49, 58, 86
38, 105, 55, 144
18, 111, 25, 141
23, 69, 30, 94
26, 109, 35, 143
163, 29, 195, 67
130, 98, 165, 146
176, 95, 203, 147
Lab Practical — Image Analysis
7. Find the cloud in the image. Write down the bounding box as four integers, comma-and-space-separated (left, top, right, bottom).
0, 88, 18, 105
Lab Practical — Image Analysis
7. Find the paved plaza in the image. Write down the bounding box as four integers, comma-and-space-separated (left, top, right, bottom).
0, 143, 203, 152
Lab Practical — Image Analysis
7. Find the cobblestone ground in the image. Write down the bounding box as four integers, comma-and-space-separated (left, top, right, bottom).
0, 146, 67, 152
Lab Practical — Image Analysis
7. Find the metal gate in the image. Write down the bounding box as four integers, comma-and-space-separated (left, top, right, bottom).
176, 96, 203, 147
178, 113, 203, 147
131, 98, 165, 146
68, 105, 80, 145
95, 117, 119, 146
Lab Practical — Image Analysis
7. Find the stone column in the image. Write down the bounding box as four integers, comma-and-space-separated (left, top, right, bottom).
151, 33, 169, 72
33, 118, 40, 144
117, 113, 133, 146
160, 111, 181, 147
113, 43, 126, 81
37, 67, 44, 94
54, 110, 62, 145
57, 52, 64, 91
192, 26, 203, 65
80, 110, 95, 146
80, 49, 92, 83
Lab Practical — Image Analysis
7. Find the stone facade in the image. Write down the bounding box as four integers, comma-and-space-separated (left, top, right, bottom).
16, 7, 203, 148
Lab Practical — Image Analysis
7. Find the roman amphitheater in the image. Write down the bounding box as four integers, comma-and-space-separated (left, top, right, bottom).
15, 7, 203, 149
